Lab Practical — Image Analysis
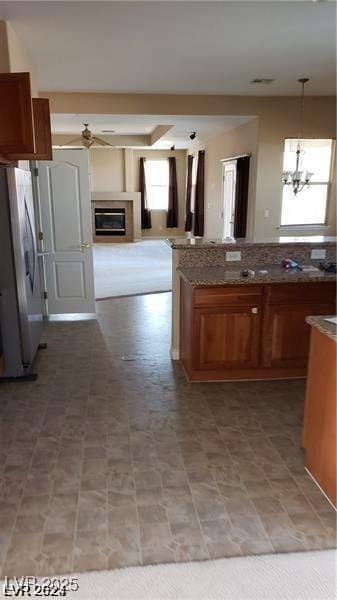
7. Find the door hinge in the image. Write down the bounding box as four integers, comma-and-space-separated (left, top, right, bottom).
43, 291, 48, 300
38, 231, 44, 241
33, 167, 39, 177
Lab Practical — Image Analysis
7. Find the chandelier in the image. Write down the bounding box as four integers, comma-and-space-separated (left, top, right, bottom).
282, 78, 313, 195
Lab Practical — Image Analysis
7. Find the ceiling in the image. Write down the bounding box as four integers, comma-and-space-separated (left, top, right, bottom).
0, 1, 335, 96
51, 114, 253, 149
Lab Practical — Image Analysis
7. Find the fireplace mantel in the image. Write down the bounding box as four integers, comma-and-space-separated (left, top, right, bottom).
91, 192, 141, 240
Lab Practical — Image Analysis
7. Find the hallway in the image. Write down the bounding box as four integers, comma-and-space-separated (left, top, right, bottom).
0, 293, 335, 577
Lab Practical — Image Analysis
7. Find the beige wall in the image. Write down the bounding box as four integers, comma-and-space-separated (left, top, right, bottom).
0, 21, 38, 95
89, 147, 187, 238
188, 119, 259, 238
44, 92, 336, 240
253, 106, 336, 239
89, 148, 125, 192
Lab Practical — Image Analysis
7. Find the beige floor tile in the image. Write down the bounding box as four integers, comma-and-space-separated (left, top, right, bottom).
138, 504, 167, 524
77, 507, 108, 531
42, 532, 74, 557
142, 546, 176, 565
140, 521, 173, 549
0, 293, 331, 577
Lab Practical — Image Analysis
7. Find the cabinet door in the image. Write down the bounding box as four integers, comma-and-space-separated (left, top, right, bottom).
9, 99, 53, 160
262, 303, 335, 368
194, 305, 261, 370
0, 72, 35, 155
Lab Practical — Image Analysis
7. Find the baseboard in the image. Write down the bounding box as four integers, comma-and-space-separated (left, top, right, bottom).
170, 347, 180, 360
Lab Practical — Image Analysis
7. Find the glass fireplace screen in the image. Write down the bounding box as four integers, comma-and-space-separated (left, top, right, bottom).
95, 208, 126, 236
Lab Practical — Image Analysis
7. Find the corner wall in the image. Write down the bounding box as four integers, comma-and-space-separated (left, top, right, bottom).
0, 21, 38, 95
89, 147, 187, 238
188, 119, 259, 238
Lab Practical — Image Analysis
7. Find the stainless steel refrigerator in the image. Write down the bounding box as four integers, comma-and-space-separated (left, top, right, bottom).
0, 166, 45, 380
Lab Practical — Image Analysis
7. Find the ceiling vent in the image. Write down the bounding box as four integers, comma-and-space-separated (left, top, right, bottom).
101, 130, 115, 133
250, 78, 275, 84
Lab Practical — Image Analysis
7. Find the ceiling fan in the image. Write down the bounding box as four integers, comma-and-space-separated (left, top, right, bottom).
62, 123, 113, 148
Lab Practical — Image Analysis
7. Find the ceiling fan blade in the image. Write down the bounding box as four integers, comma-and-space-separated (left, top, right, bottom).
60, 136, 83, 146
92, 136, 114, 147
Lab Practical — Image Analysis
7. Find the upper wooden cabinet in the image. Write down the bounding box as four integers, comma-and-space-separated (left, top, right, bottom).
0, 72, 35, 155
31, 98, 53, 160
0, 72, 53, 161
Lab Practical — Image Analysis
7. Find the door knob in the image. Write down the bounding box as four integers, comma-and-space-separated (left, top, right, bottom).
80, 242, 92, 249
251, 307, 258, 314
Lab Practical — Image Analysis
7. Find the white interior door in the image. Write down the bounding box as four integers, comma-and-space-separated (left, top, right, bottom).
222, 161, 237, 239
38, 149, 95, 314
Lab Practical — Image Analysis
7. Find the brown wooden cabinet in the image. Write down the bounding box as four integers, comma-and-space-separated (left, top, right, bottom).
195, 304, 261, 370
302, 325, 336, 506
0, 73, 52, 161
180, 279, 336, 381
0, 72, 35, 155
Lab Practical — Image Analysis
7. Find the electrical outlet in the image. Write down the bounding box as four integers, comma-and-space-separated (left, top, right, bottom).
226, 251, 241, 262
311, 249, 326, 260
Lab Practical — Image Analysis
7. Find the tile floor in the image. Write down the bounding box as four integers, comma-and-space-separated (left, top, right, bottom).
0, 293, 335, 577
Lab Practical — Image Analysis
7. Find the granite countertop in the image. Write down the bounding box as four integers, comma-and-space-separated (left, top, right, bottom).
167, 236, 337, 249
178, 265, 337, 287
306, 316, 337, 342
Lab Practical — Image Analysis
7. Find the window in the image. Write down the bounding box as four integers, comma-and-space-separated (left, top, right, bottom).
281, 139, 334, 227
145, 160, 169, 210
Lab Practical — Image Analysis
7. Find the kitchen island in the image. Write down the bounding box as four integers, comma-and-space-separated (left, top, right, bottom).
167, 236, 337, 365
302, 316, 337, 506
179, 265, 336, 381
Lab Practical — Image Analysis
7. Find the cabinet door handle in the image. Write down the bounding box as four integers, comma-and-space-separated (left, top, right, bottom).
251, 307, 258, 314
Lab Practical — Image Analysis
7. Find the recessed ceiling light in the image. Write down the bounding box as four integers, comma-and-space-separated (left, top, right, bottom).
250, 78, 275, 84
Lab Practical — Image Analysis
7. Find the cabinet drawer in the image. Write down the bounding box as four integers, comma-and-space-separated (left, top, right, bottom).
194, 285, 263, 307
267, 282, 336, 306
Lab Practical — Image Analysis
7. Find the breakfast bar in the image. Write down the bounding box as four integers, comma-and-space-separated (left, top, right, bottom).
167, 236, 337, 382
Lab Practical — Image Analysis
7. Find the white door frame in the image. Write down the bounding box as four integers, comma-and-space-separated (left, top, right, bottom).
221, 160, 237, 239
37, 149, 96, 316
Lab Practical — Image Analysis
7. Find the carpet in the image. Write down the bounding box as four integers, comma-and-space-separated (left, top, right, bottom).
93, 240, 172, 299
6, 550, 333, 600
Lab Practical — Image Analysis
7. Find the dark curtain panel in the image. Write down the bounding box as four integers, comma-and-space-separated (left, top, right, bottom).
184, 155, 193, 232
233, 156, 250, 238
139, 157, 152, 229
166, 157, 179, 228
193, 150, 205, 237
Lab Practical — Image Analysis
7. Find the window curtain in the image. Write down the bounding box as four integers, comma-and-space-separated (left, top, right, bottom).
193, 150, 205, 237
139, 157, 152, 229
233, 156, 250, 238
166, 157, 179, 228
184, 155, 193, 232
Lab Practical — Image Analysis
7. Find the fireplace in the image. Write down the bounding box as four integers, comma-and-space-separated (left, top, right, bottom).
95, 208, 126, 236
91, 199, 134, 243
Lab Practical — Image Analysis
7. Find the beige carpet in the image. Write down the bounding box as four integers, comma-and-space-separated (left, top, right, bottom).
2, 550, 334, 600
93, 240, 172, 299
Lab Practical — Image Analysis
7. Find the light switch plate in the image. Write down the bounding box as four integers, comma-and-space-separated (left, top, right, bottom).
311, 249, 326, 259
226, 251, 241, 262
